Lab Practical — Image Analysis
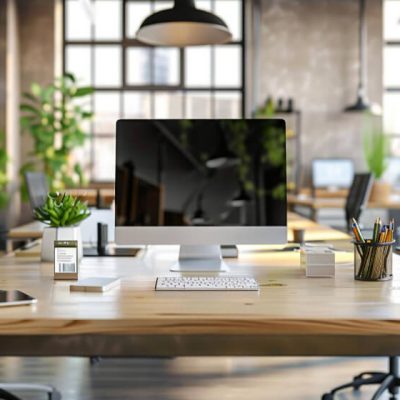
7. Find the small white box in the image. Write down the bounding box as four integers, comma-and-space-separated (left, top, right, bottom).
300, 247, 335, 277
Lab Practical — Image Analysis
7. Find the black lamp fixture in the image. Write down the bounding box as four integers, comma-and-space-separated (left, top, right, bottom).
136, 0, 232, 47
192, 194, 207, 225
345, 0, 381, 115
206, 127, 239, 169
230, 182, 252, 207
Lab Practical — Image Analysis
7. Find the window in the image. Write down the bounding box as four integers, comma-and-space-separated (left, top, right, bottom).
63, 0, 245, 181
384, 0, 400, 155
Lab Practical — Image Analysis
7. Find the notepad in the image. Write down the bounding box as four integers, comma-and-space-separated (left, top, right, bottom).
69, 277, 120, 292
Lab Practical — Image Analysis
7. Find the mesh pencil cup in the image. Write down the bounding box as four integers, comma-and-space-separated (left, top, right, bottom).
354, 240, 395, 281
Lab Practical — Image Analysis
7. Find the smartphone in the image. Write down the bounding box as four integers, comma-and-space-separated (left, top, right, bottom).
0, 290, 37, 307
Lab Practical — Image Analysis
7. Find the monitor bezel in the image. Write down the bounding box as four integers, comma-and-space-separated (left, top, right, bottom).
115, 118, 287, 246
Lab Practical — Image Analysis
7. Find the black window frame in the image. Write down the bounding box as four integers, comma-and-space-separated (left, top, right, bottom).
63, 0, 246, 181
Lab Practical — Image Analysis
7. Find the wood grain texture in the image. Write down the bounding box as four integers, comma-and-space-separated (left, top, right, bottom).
2, 214, 400, 356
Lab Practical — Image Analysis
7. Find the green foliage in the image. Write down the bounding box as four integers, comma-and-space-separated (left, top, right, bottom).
0, 130, 9, 209
363, 126, 388, 180
33, 192, 90, 227
20, 73, 93, 193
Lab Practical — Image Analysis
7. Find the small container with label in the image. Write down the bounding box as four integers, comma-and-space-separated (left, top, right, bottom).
54, 240, 79, 280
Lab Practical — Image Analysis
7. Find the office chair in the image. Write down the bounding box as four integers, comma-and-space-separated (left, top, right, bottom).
0, 383, 61, 399
24, 171, 49, 210
323, 173, 400, 400
344, 173, 373, 233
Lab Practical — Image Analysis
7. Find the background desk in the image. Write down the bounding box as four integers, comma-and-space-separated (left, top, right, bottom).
6, 212, 349, 254
1, 240, 400, 357
288, 193, 400, 226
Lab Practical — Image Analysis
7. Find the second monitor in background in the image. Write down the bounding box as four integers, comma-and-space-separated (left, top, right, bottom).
312, 158, 354, 194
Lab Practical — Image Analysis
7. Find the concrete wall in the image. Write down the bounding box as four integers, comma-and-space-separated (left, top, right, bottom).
0, 2, 6, 134
258, 0, 383, 184
17, 0, 55, 174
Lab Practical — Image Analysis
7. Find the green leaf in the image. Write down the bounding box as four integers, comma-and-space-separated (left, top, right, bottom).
22, 92, 39, 103
64, 72, 76, 83
73, 87, 94, 97
31, 82, 41, 97
20, 104, 39, 114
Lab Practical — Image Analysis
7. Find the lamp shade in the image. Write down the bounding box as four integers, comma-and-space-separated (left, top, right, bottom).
136, 0, 232, 46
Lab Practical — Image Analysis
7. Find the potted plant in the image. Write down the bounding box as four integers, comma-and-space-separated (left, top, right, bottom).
33, 192, 90, 261
363, 125, 390, 202
20, 73, 93, 193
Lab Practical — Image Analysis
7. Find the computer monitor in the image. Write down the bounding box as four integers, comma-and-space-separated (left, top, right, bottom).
115, 119, 287, 272
312, 158, 354, 191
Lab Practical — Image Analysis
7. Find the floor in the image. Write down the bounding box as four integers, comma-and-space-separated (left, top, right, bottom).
0, 356, 394, 399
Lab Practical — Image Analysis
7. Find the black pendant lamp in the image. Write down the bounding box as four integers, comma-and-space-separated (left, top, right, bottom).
230, 182, 251, 207
206, 127, 239, 169
192, 194, 207, 225
345, 0, 381, 115
136, 0, 232, 47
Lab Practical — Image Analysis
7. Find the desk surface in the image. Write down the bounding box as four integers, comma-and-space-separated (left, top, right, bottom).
1, 241, 400, 357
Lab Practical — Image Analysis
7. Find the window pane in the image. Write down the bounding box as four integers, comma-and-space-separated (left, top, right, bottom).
93, 138, 116, 181
384, 47, 400, 87
384, 93, 400, 134
94, 46, 122, 87
185, 92, 211, 118
94, 0, 122, 40
127, 48, 151, 85
214, 91, 241, 118
154, 1, 174, 11
126, 1, 152, 38
185, 46, 211, 87
390, 137, 400, 157
71, 139, 92, 181
94, 92, 120, 135
65, 0, 92, 40
215, 0, 241, 40
384, 1, 400, 40
123, 92, 151, 118
214, 45, 241, 87
196, 0, 212, 11
65, 45, 92, 86
155, 92, 183, 118
154, 48, 180, 85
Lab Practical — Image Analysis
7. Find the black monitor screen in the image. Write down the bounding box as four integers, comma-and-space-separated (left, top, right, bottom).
115, 119, 286, 227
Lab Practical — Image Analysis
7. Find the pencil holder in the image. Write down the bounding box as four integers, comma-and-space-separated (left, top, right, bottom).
354, 240, 394, 281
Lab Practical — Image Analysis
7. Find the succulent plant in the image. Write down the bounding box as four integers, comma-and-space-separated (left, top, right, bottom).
33, 192, 90, 227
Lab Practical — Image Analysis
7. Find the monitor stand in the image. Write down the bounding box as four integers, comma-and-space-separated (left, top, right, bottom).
170, 245, 230, 272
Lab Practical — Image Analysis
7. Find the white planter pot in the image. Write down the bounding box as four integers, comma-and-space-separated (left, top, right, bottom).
41, 226, 83, 262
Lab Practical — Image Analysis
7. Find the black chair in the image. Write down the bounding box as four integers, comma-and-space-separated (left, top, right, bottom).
323, 173, 400, 399
322, 357, 400, 400
24, 171, 49, 210
344, 173, 373, 233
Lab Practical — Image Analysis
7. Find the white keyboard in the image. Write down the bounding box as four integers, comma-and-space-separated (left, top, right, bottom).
155, 276, 259, 291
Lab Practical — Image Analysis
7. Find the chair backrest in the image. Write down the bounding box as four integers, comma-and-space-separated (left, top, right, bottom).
25, 172, 49, 211
345, 173, 373, 232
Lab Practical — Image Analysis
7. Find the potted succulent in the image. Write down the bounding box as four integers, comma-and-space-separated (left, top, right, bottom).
34, 192, 90, 261
363, 126, 390, 202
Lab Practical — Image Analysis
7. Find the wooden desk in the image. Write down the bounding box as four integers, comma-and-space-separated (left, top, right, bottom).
1, 241, 400, 357
288, 193, 400, 221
